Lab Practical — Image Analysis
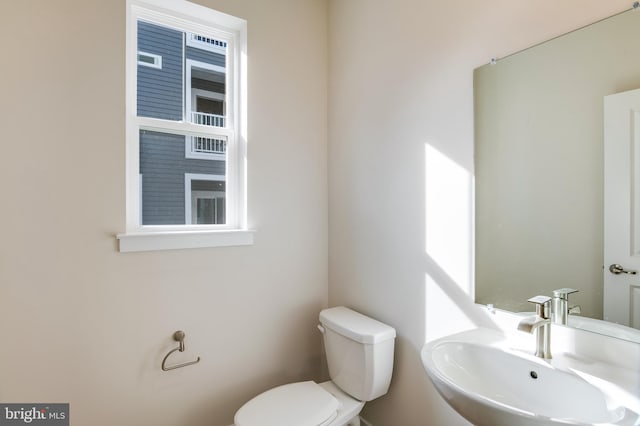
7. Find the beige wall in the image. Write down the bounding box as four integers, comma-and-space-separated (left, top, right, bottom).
0, 1, 327, 425
327, 0, 629, 425
475, 10, 640, 319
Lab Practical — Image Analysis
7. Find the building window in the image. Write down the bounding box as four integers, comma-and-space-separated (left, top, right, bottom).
186, 59, 226, 127
137, 51, 162, 69
185, 174, 226, 224
119, 0, 250, 252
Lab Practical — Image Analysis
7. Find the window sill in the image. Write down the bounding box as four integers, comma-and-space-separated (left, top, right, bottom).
116, 229, 254, 252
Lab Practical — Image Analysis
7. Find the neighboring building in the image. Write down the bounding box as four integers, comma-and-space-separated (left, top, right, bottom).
137, 21, 227, 225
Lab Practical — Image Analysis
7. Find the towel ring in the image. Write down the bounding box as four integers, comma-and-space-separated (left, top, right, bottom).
161, 330, 201, 371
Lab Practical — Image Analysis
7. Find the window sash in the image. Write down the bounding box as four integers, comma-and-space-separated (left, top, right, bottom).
125, 0, 246, 234
132, 119, 238, 230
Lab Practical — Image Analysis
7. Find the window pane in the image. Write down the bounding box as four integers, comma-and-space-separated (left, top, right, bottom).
192, 180, 226, 224
138, 54, 155, 65
139, 130, 226, 225
137, 20, 228, 126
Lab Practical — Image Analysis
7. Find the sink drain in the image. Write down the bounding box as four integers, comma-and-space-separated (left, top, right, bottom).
530, 371, 538, 379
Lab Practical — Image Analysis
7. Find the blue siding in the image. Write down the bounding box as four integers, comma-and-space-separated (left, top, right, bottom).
186, 46, 225, 67
137, 21, 183, 120
137, 23, 227, 120
140, 131, 226, 225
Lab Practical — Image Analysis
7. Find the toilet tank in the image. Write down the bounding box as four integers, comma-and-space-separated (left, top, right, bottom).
319, 307, 396, 402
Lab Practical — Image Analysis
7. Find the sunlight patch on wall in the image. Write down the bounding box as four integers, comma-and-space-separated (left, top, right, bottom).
425, 143, 474, 295
425, 273, 476, 340
424, 143, 477, 341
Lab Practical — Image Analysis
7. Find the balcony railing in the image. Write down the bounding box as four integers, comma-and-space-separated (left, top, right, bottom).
191, 111, 225, 127
191, 137, 226, 154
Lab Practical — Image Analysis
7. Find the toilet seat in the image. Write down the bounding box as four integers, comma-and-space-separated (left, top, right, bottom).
234, 381, 339, 426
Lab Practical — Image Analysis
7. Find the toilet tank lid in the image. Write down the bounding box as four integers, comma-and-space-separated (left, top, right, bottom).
319, 307, 396, 344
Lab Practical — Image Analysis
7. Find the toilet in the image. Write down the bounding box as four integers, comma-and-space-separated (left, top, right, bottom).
234, 306, 396, 426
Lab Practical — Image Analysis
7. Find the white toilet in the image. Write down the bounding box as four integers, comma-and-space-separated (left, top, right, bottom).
234, 306, 396, 426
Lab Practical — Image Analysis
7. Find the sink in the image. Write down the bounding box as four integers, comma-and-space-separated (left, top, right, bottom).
421, 329, 632, 425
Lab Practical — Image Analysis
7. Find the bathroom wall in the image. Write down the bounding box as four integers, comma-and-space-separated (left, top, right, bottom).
0, 1, 327, 425
327, 0, 629, 425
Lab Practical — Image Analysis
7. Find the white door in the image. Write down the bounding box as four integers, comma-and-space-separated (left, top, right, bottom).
604, 88, 640, 327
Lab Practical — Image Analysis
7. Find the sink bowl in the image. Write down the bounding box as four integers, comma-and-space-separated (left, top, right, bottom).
422, 335, 626, 425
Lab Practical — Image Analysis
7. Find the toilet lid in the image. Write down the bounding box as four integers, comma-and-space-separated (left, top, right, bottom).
234, 381, 339, 426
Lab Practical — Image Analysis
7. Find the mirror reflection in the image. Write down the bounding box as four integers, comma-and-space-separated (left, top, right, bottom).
474, 8, 640, 342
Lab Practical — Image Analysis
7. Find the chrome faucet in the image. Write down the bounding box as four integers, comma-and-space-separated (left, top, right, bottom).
551, 288, 579, 325
517, 295, 552, 359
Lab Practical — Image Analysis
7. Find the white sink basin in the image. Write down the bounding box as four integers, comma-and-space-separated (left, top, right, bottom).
422, 329, 632, 425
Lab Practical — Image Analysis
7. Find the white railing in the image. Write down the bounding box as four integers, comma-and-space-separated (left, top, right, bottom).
191, 111, 225, 127
192, 137, 226, 154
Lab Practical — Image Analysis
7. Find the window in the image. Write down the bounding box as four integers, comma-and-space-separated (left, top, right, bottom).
186, 59, 226, 127
185, 174, 225, 224
137, 51, 162, 69
118, 0, 250, 252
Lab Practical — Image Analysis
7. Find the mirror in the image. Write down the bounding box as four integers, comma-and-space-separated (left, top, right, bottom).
475, 8, 640, 341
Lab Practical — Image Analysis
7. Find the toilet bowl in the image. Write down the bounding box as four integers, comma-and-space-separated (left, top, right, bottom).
234, 380, 364, 426
234, 307, 396, 426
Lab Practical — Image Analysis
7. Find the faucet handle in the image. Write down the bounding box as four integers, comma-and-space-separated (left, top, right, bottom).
527, 295, 552, 319
527, 295, 551, 305
568, 305, 582, 315
552, 288, 578, 300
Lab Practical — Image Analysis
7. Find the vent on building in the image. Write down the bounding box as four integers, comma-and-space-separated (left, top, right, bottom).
187, 33, 227, 54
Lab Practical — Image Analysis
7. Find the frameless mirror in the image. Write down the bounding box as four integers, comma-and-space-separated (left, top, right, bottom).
474, 7, 640, 342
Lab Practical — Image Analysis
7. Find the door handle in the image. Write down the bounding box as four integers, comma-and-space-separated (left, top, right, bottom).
609, 264, 638, 275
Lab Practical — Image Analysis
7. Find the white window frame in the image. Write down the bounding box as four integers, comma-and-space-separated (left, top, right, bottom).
137, 51, 162, 69
118, 0, 251, 252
